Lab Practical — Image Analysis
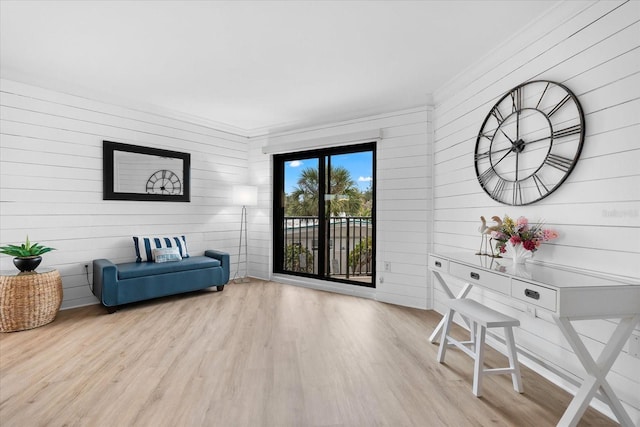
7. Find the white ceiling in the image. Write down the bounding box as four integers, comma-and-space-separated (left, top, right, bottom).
0, 1, 558, 135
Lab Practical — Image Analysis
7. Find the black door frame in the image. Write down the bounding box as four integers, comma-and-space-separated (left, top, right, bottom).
272, 142, 376, 288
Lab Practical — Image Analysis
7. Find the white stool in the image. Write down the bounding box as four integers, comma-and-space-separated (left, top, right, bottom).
437, 298, 523, 397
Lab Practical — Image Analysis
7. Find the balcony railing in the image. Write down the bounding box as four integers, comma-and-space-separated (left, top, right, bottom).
282, 216, 373, 280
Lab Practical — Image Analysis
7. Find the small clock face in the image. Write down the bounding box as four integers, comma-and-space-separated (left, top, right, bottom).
146, 169, 182, 195
475, 80, 585, 205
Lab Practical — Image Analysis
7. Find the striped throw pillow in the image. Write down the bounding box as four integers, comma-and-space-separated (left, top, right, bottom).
133, 236, 189, 262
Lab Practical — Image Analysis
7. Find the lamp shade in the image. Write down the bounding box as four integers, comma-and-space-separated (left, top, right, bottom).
232, 185, 258, 206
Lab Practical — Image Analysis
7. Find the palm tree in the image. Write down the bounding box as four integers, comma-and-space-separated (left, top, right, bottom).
287, 167, 320, 216
358, 182, 373, 217
326, 167, 362, 216
286, 166, 363, 216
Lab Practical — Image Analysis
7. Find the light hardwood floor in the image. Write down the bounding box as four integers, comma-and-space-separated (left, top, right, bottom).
0, 280, 615, 427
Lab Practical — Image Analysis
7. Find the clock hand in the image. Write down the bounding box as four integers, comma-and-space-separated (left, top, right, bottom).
477, 130, 517, 159
499, 128, 515, 145
493, 145, 515, 168
522, 134, 551, 145
483, 145, 515, 157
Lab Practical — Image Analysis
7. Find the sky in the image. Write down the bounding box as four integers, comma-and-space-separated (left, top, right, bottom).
285, 151, 373, 194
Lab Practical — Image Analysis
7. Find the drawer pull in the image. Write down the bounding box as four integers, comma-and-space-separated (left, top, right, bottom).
470, 272, 480, 280
525, 289, 540, 300
435, 261, 442, 267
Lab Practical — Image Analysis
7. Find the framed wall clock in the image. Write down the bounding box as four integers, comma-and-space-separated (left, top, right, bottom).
474, 80, 585, 205
146, 169, 182, 195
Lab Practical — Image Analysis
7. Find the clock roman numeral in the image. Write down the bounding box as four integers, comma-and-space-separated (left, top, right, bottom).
490, 106, 504, 123
535, 82, 550, 110
552, 124, 581, 139
532, 174, 549, 197
491, 178, 507, 200
475, 150, 490, 161
478, 167, 497, 186
513, 181, 523, 205
547, 94, 571, 117
545, 153, 573, 172
480, 130, 496, 141
511, 87, 522, 113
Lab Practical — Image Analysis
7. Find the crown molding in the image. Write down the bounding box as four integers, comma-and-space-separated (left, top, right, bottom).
1, 69, 432, 141
0, 70, 249, 139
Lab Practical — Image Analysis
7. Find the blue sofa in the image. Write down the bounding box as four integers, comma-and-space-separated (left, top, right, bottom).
92, 250, 230, 313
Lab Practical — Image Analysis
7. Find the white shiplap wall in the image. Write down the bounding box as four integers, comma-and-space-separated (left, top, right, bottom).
245, 133, 272, 281
432, 0, 640, 422
249, 107, 432, 309
0, 79, 249, 308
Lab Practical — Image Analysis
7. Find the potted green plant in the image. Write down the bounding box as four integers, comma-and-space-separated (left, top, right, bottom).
0, 235, 56, 272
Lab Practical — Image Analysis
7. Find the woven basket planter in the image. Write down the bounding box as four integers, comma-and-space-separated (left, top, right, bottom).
0, 269, 63, 332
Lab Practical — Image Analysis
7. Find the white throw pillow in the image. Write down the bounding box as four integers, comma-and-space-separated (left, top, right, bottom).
152, 247, 182, 263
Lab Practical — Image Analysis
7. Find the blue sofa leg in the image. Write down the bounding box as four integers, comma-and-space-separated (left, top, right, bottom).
218, 285, 225, 291
106, 305, 118, 314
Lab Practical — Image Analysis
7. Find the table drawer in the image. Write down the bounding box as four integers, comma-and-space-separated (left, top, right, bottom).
449, 261, 510, 295
428, 255, 449, 272
511, 279, 557, 312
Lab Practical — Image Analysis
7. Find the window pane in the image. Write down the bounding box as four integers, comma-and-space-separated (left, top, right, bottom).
326, 152, 373, 284
283, 158, 319, 274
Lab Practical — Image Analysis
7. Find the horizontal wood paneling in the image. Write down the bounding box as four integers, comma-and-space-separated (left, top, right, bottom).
0, 79, 249, 309
250, 107, 431, 309
431, 0, 640, 422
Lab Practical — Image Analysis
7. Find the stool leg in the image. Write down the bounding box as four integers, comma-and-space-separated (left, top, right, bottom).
504, 326, 524, 393
470, 320, 477, 352
437, 308, 454, 363
472, 324, 486, 397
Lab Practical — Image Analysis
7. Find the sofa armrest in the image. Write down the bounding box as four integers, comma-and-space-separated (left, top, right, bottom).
204, 250, 230, 284
93, 258, 118, 306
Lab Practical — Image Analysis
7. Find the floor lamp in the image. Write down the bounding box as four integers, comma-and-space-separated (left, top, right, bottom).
232, 185, 258, 283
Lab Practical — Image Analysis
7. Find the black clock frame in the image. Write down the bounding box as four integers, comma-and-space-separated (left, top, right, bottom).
474, 80, 585, 206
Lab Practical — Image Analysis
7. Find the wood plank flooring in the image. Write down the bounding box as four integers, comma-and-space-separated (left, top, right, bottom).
0, 280, 616, 426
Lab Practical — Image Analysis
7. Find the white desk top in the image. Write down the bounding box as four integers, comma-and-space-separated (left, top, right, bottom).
429, 252, 640, 318
430, 252, 639, 289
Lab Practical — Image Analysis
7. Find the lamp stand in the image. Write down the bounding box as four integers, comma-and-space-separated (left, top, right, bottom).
234, 205, 251, 283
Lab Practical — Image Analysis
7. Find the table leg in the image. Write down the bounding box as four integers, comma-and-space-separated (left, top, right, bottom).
429, 271, 473, 343
553, 314, 639, 427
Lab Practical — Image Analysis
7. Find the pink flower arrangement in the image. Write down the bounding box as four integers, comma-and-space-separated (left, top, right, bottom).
491, 215, 558, 254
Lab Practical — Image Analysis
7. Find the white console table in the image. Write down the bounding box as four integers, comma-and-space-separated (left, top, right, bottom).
428, 252, 640, 427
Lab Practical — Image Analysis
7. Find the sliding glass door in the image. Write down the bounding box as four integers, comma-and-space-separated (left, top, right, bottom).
273, 143, 375, 287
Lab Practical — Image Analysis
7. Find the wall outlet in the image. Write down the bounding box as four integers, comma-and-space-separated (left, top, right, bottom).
525, 305, 536, 318
629, 334, 640, 359
384, 262, 391, 271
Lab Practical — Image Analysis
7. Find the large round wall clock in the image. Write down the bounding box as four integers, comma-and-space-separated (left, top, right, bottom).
146, 169, 182, 195
474, 80, 585, 206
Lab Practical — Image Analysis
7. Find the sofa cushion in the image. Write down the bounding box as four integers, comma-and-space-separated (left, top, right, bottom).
153, 247, 182, 263
117, 256, 220, 280
133, 236, 189, 262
